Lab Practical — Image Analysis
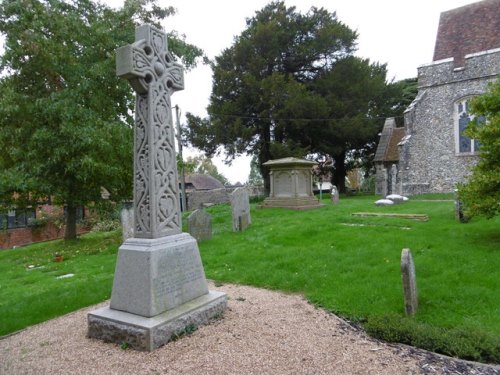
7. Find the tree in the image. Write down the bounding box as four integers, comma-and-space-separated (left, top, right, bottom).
247, 155, 264, 187
307, 56, 391, 192
185, 1, 357, 192
458, 79, 500, 219
0, 0, 203, 239
349, 77, 418, 179
385, 77, 418, 126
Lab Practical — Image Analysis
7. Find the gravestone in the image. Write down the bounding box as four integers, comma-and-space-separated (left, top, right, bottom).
331, 185, 339, 205
390, 164, 397, 195
454, 190, 468, 223
188, 209, 212, 241
87, 24, 226, 351
230, 187, 251, 231
401, 248, 418, 316
120, 204, 134, 241
381, 168, 388, 198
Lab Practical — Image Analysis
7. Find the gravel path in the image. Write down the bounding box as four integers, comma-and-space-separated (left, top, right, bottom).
1, 282, 498, 375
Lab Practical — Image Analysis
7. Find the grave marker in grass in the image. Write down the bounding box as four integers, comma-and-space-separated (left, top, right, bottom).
230, 187, 251, 231
401, 248, 418, 316
188, 209, 212, 241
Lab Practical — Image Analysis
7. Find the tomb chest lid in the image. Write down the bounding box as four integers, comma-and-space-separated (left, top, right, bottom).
263, 157, 317, 169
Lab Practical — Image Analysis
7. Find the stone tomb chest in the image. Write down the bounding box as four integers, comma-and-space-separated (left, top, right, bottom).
262, 157, 323, 209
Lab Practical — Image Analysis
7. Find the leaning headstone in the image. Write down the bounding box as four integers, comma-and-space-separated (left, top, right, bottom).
454, 190, 468, 223
230, 187, 251, 231
188, 209, 212, 241
455, 199, 467, 223
120, 204, 134, 241
331, 185, 339, 205
87, 24, 226, 351
401, 248, 418, 316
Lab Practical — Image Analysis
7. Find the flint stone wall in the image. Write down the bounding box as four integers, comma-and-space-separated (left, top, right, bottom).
186, 188, 230, 211
399, 49, 499, 195
186, 187, 265, 211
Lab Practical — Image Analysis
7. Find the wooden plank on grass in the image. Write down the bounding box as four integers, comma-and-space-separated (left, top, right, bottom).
352, 212, 429, 221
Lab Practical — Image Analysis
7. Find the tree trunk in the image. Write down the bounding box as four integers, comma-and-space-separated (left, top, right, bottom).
261, 164, 271, 196
259, 123, 273, 195
332, 152, 347, 194
64, 204, 78, 240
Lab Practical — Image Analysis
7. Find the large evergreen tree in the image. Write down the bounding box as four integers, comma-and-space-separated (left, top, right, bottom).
185, 1, 357, 192
0, 0, 203, 239
185, 1, 404, 193
307, 56, 390, 191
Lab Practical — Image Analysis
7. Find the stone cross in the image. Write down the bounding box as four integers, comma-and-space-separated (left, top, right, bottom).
116, 24, 184, 239
88, 24, 227, 352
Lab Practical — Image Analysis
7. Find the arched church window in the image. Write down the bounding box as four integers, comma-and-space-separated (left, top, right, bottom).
455, 98, 482, 154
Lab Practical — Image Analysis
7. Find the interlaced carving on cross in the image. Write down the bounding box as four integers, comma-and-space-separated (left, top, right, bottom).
116, 24, 184, 239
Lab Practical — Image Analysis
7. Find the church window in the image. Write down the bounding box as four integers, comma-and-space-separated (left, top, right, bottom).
455, 98, 481, 154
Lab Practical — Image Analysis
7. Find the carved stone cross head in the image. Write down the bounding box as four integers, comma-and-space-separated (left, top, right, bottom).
116, 24, 184, 239
116, 24, 184, 95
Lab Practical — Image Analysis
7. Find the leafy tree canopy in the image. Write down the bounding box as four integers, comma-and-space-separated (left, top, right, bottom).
0, 0, 203, 239
458, 78, 500, 219
247, 155, 264, 187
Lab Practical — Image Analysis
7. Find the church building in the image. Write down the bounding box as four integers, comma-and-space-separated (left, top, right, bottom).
375, 0, 499, 195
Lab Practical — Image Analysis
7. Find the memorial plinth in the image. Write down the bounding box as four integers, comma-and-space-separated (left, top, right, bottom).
87, 24, 226, 351
262, 157, 323, 210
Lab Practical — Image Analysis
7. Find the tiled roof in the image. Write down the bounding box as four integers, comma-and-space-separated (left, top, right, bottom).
386, 128, 405, 162
433, 0, 500, 66
374, 118, 405, 162
185, 174, 225, 190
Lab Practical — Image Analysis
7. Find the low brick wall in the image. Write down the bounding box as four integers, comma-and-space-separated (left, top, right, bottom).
0, 222, 88, 250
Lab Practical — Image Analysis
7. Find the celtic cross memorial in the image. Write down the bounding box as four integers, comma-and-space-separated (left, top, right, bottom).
116, 24, 183, 239
87, 24, 226, 351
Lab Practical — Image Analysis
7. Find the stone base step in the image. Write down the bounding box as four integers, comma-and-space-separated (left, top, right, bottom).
88, 290, 227, 351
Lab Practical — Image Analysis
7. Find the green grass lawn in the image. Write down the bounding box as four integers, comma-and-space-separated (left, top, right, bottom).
1, 194, 498, 363
0, 230, 120, 336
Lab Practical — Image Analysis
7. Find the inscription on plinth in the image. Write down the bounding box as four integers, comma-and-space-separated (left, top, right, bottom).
153, 246, 206, 302
110, 234, 209, 317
